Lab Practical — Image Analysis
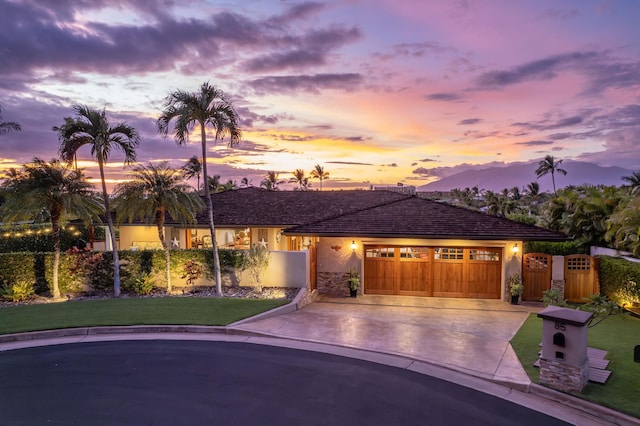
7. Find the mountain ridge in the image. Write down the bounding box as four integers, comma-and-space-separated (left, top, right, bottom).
417, 160, 633, 193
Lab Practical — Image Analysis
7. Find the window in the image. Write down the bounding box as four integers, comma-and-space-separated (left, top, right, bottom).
365, 247, 394, 258
399, 247, 429, 258
434, 247, 463, 260
469, 249, 500, 261
567, 257, 590, 270
526, 256, 548, 270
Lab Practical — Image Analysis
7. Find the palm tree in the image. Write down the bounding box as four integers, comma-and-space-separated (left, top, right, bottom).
535, 155, 567, 196
54, 105, 140, 297
290, 168, 311, 191
157, 82, 241, 296
0, 104, 21, 135
0, 158, 102, 299
622, 171, 640, 196
113, 163, 204, 292
240, 177, 252, 187
260, 171, 283, 191
182, 156, 202, 191
310, 164, 329, 190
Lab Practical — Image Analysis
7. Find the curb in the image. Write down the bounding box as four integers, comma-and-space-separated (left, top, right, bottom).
529, 384, 640, 426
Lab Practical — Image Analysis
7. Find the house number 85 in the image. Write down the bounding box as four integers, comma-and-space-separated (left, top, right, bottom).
554, 322, 566, 331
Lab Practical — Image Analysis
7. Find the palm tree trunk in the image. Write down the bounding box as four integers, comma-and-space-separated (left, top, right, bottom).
156, 210, 171, 292
51, 215, 61, 299
98, 158, 121, 296
201, 125, 223, 296
551, 171, 557, 196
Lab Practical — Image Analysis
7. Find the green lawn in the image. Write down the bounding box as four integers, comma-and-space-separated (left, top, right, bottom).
511, 312, 640, 418
0, 297, 289, 335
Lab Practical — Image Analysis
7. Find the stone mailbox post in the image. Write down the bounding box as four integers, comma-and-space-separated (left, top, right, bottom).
537, 305, 593, 393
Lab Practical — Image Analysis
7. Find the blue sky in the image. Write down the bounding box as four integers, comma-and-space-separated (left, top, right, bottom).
1, 0, 639, 189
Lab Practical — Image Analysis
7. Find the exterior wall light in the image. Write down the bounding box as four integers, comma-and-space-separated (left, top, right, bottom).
351, 240, 357, 251
512, 243, 519, 255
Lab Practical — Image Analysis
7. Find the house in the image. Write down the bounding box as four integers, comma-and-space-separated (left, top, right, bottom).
114, 187, 567, 300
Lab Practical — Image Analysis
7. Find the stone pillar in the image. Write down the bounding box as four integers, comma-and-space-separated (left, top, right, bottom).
551, 280, 565, 300
537, 306, 593, 393
317, 271, 350, 296
551, 255, 565, 299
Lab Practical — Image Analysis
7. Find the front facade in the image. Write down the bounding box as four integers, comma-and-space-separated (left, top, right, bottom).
114, 187, 567, 300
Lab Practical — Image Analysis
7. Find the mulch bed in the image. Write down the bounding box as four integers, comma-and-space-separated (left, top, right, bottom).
0, 286, 300, 308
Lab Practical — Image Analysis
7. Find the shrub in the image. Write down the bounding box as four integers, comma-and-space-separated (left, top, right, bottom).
1, 279, 35, 302
524, 241, 587, 255
124, 272, 155, 295
597, 256, 640, 305
245, 244, 270, 292
181, 259, 204, 290
542, 288, 568, 307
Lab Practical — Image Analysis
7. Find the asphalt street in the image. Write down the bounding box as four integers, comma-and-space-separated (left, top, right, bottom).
0, 340, 569, 425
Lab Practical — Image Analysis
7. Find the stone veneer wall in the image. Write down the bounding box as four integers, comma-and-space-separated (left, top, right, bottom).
539, 358, 589, 393
551, 279, 565, 300
318, 271, 357, 297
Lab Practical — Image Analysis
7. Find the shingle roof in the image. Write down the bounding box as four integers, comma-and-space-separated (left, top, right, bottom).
283, 195, 569, 241
189, 187, 410, 227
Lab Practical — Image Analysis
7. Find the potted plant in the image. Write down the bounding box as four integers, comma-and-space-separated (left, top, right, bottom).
508, 273, 523, 305
347, 268, 360, 297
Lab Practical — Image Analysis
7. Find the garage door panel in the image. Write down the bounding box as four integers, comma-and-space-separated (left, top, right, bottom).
398, 261, 430, 296
468, 263, 501, 299
364, 259, 395, 295
432, 262, 464, 297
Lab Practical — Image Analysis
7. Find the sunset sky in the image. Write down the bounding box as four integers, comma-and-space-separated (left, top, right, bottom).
1, 0, 639, 190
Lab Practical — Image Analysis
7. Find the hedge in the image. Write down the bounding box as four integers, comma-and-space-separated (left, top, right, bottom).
523, 241, 587, 256
0, 249, 246, 295
597, 255, 640, 306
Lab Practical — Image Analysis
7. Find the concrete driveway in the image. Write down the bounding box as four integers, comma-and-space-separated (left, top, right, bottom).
229, 295, 540, 387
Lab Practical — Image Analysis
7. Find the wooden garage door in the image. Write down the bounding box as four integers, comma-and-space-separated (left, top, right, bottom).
365, 246, 501, 299
433, 247, 501, 299
467, 248, 502, 299
364, 246, 430, 296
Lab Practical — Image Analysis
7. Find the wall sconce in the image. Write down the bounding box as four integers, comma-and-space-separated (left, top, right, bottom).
350, 240, 357, 251
512, 243, 519, 255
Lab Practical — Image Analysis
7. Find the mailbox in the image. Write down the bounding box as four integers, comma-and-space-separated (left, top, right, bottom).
537, 305, 593, 393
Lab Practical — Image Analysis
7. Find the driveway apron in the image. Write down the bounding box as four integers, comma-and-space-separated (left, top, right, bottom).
229, 297, 537, 386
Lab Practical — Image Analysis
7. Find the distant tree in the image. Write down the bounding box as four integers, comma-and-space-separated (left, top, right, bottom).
260, 171, 284, 191
0, 158, 102, 299
535, 155, 567, 196
622, 171, 640, 196
55, 105, 140, 297
157, 82, 241, 296
113, 162, 204, 292
290, 168, 311, 191
240, 177, 252, 188
606, 196, 640, 257
182, 156, 202, 191
0, 104, 21, 135
310, 164, 329, 190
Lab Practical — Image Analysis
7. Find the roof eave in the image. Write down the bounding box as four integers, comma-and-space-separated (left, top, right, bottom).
282, 231, 571, 242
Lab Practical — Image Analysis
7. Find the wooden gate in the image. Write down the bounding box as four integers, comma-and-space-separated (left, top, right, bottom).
564, 255, 597, 303
522, 253, 552, 301
309, 244, 317, 291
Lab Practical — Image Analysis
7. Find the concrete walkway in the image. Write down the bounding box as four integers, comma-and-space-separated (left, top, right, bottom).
229, 295, 538, 388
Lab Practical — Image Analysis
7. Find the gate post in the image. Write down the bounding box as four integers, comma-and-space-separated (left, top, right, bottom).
551, 255, 565, 300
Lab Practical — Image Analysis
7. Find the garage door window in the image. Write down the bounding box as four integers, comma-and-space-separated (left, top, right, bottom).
434, 247, 463, 260
365, 247, 394, 258
399, 247, 429, 258
469, 249, 500, 261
